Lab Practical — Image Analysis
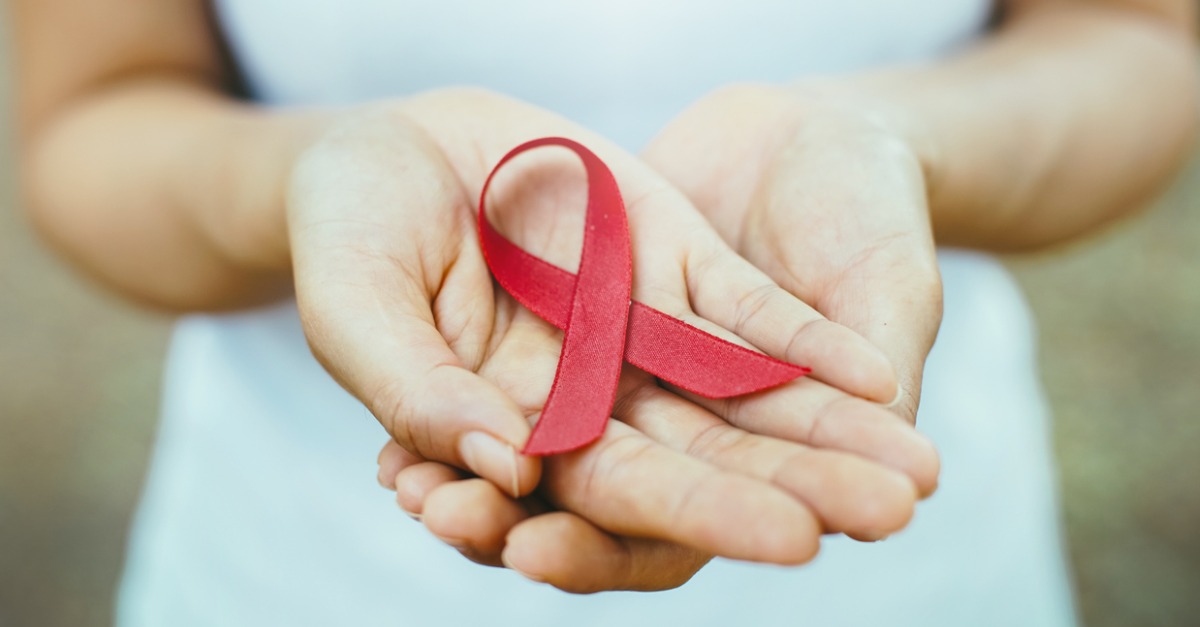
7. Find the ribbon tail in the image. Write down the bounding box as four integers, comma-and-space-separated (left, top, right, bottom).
625, 303, 810, 397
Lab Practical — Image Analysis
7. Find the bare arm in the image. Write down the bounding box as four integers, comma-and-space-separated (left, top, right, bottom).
402, 0, 1200, 587
16, 1, 1197, 308
855, 0, 1198, 249
11, 0, 944, 593
15, 0, 320, 309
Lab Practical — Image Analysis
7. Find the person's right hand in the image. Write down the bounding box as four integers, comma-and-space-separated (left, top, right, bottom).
287, 88, 938, 588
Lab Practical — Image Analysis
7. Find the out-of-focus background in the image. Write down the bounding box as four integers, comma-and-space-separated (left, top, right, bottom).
2, 19, 1199, 627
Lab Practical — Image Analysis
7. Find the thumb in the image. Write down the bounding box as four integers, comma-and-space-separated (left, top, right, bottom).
743, 141, 944, 425
286, 110, 541, 496
812, 263, 943, 424
295, 261, 541, 497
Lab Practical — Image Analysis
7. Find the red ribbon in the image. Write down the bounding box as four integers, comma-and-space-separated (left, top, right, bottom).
478, 137, 810, 455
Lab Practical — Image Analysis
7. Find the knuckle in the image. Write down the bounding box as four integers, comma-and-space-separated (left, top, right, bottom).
665, 476, 708, 541
563, 431, 651, 509
781, 316, 828, 364
731, 282, 782, 336
720, 394, 749, 428
610, 382, 656, 423
684, 244, 724, 290
621, 184, 678, 220
685, 422, 745, 462
368, 362, 457, 455
368, 375, 421, 449
805, 396, 844, 445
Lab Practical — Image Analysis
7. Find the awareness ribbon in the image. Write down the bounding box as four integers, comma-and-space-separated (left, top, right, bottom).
478, 137, 810, 455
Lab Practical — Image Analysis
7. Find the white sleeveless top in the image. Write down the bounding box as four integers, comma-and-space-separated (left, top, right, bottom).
117, 2, 1078, 625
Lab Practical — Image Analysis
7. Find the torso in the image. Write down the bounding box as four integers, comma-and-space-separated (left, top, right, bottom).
115, 3, 1078, 626
216, 0, 989, 149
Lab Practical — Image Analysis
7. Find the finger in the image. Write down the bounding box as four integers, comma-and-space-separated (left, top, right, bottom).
542, 419, 822, 565
601, 159, 897, 403
302, 285, 538, 497
394, 461, 464, 518
422, 478, 534, 567
813, 267, 943, 425
480, 310, 822, 563
680, 237, 899, 403
503, 512, 711, 593
406, 449, 714, 592
589, 189, 933, 495
745, 143, 944, 426
290, 130, 540, 497
616, 384, 919, 537
668, 376, 940, 497
377, 439, 425, 490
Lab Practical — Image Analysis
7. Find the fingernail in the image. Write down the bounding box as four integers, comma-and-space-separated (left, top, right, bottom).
507, 444, 520, 498
395, 489, 423, 520
859, 532, 890, 542
459, 431, 522, 497
432, 533, 469, 551
377, 466, 395, 490
882, 385, 906, 409
501, 549, 547, 583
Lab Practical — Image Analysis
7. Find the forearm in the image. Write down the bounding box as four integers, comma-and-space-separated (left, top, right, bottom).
23, 76, 328, 310
825, 1, 1198, 250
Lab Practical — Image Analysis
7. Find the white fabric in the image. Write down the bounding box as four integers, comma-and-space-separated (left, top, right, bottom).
117, 2, 1078, 625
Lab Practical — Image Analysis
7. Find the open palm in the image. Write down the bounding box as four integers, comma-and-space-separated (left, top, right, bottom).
288, 89, 937, 591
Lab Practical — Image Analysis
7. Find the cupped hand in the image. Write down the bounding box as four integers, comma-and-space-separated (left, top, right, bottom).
644, 83, 945, 433
334, 89, 938, 591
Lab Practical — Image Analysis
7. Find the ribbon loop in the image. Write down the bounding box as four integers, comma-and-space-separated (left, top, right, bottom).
478, 137, 809, 455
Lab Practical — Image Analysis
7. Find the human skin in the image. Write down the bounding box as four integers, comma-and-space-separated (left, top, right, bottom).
285, 91, 935, 561
14, 0, 936, 580
15, 0, 1199, 594
378, 0, 1199, 592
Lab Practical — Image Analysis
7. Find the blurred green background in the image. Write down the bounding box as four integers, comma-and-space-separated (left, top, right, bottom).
2, 26, 1199, 627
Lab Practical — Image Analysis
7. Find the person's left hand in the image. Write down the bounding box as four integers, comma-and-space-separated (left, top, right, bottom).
644, 82, 945, 429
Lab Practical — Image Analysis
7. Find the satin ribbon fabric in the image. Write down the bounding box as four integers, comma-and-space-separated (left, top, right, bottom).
478, 137, 810, 455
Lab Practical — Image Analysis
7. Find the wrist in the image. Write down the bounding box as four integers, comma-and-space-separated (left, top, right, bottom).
778, 74, 984, 243
202, 105, 336, 277
781, 75, 940, 190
